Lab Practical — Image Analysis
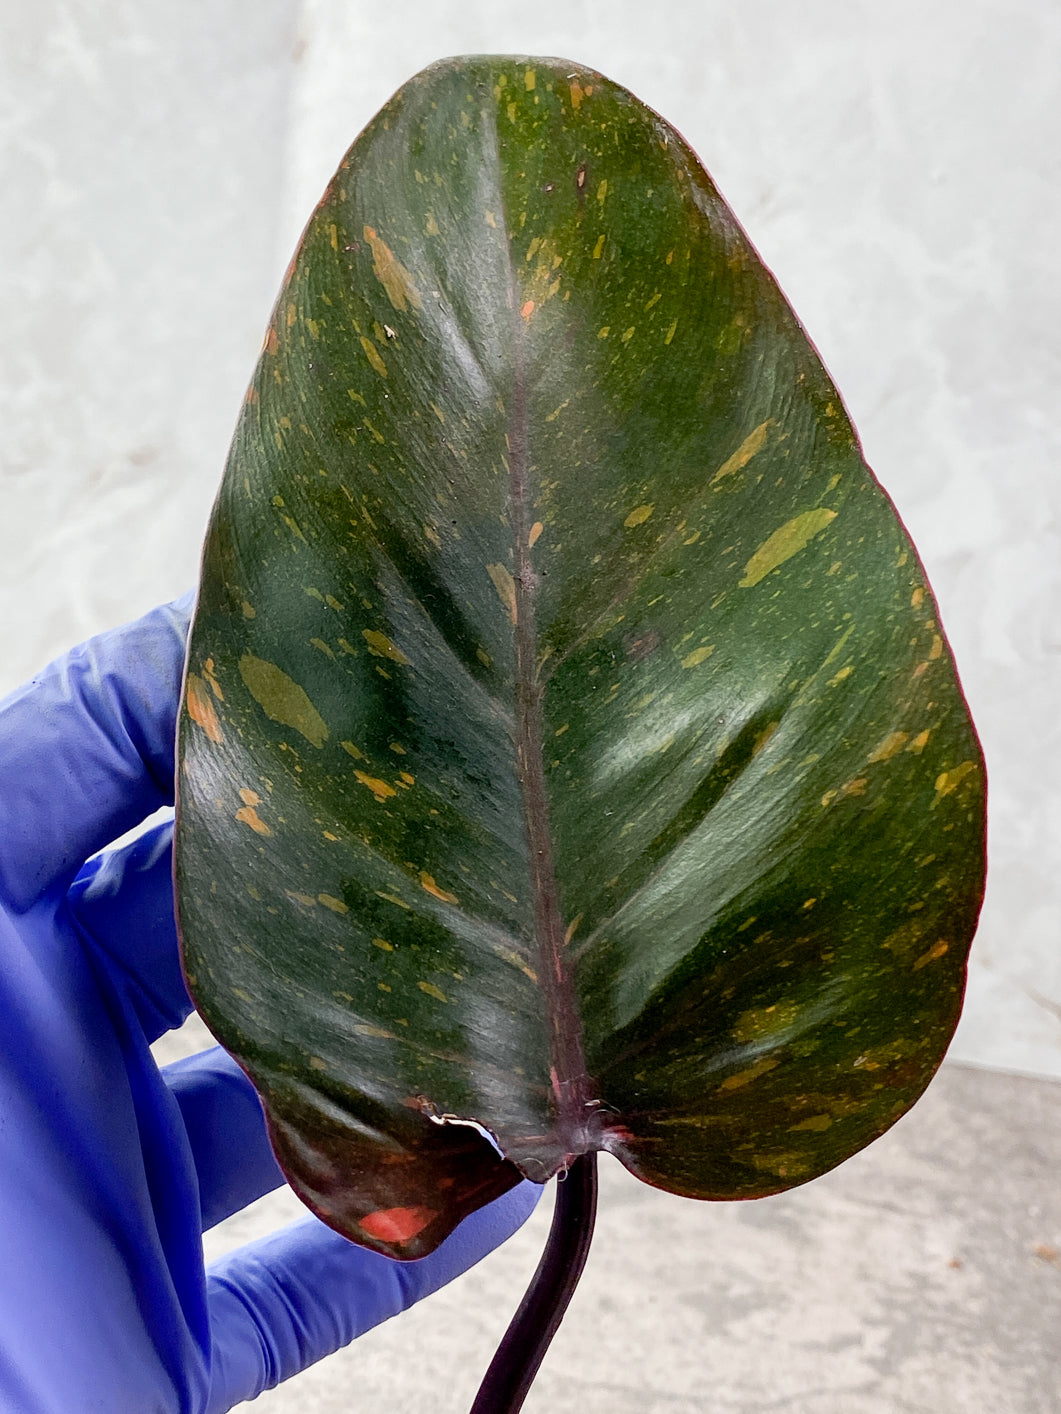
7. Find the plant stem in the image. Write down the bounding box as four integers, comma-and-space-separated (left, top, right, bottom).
469, 1152, 599, 1414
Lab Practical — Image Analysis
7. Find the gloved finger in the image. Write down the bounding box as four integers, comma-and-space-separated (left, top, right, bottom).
162, 1046, 285, 1232
0, 595, 192, 911
204, 1180, 542, 1413
67, 818, 192, 1041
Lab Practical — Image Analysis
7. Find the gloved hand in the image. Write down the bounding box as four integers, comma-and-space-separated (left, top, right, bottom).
0, 598, 540, 1414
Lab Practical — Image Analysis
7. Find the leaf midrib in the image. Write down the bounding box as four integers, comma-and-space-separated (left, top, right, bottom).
489, 96, 597, 1159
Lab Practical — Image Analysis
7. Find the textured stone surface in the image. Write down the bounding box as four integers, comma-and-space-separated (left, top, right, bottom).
166, 1029, 1058, 1413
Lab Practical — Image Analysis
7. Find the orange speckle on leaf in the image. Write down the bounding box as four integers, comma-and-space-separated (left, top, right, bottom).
419, 871, 458, 904
264, 327, 279, 355
569, 80, 584, 109
286, 890, 317, 907
911, 586, 925, 608
711, 420, 772, 485
202, 660, 224, 700
740, 509, 837, 588
913, 939, 949, 970
359, 1205, 437, 1245
486, 563, 518, 623
789, 1114, 833, 1133
362, 225, 422, 313
354, 771, 397, 803
235, 805, 271, 836
521, 299, 535, 320
822, 776, 868, 808
529, 521, 544, 547
933, 760, 978, 805
867, 731, 909, 763
624, 503, 654, 528
719, 1057, 779, 1091
238, 654, 328, 747
238, 788, 260, 807
361, 629, 410, 664
359, 335, 388, 378
186, 675, 224, 744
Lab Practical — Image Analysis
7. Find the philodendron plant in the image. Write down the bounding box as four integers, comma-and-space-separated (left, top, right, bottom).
175, 56, 986, 1411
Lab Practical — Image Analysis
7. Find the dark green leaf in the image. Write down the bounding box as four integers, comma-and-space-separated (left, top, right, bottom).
176, 56, 986, 1259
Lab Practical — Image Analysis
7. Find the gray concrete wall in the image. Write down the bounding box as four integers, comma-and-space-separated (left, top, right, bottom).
0, 0, 299, 674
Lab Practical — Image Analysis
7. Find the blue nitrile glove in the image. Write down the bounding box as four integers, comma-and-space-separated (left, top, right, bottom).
0, 598, 539, 1414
